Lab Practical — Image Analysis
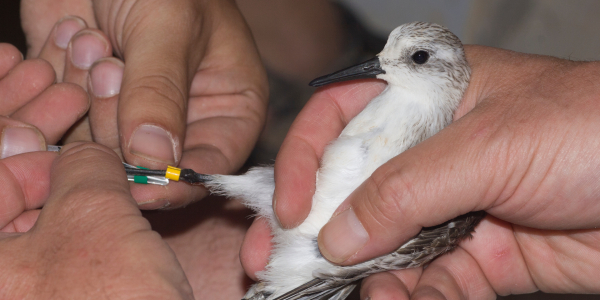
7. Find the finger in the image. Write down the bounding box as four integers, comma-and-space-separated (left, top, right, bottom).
459, 217, 536, 295
0, 210, 41, 233
0, 117, 46, 159
410, 247, 496, 300
0, 43, 23, 77
360, 271, 415, 300
88, 58, 124, 155
100, 3, 202, 167
0, 151, 56, 229
49, 142, 129, 199
37, 16, 87, 80
61, 29, 112, 144
0, 59, 55, 115
11, 83, 89, 144
64, 29, 112, 87
514, 227, 600, 293
239, 217, 272, 280
35, 142, 135, 231
274, 81, 386, 228
20, 0, 97, 58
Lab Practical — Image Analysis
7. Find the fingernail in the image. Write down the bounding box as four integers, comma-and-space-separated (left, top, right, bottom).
318, 208, 369, 264
90, 59, 123, 98
70, 32, 107, 69
130, 125, 176, 165
138, 199, 171, 210
272, 194, 283, 225
1, 127, 45, 159
54, 17, 86, 49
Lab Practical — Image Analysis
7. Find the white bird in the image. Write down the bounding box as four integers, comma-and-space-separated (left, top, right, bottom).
203, 22, 484, 300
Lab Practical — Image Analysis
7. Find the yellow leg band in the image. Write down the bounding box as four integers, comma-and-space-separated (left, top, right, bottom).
166, 166, 181, 181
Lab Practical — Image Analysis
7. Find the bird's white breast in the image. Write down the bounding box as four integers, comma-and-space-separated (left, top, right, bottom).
307, 84, 443, 228
258, 84, 449, 294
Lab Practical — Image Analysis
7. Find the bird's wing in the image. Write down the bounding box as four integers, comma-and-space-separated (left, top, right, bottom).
268, 211, 486, 300
269, 279, 356, 300
324, 284, 356, 300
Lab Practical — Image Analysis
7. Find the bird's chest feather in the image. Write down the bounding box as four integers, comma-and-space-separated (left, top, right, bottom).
302, 94, 436, 233
339, 91, 435, 177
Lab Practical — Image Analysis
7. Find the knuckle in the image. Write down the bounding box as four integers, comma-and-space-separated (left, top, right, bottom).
59, 142, 118, 161
363, 167, 418, 229
63, 186, 120, 204
127, 74, 187, 119
57, 187, 130, 225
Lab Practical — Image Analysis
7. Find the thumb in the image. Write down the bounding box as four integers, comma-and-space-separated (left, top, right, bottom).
317, 45, 600, 265
93, 1, 206, 167
34, 142, 138, 234
317, 109, 499, 265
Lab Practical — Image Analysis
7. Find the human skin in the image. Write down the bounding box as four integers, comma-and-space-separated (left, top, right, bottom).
0, 42, 90, 230
0, 45, 251, 298
0, 143, 195, 299
241, 45, 600, 298
0, 54, 252, 295
0, 43, 89, 161
6, 0, 266, 295
20, 0, 268, 208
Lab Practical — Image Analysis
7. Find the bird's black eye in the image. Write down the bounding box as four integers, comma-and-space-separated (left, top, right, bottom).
411, 50, 429, 64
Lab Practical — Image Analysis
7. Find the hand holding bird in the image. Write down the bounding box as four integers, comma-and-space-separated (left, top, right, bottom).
247, 44, 600, 300
201, 22, 482, 300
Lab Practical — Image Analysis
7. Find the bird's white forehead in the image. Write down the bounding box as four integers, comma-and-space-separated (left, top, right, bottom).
378, 22, 461, 59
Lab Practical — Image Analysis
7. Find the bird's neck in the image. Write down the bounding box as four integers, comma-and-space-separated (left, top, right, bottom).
333, 84, 456, 176
341, 84, 454, 144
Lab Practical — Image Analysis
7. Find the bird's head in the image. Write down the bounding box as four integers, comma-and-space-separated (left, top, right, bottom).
310, 22, 470, 103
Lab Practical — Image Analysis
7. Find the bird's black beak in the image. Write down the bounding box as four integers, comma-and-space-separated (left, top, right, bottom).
309, 57, 385, 87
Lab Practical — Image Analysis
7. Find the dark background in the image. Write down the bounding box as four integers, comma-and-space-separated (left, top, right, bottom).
0, 1, 27, 55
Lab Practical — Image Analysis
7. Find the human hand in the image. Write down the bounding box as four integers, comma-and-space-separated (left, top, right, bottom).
21, 0, 268, 208
0, 43, 89, 160
0, 43, 250, 296
0, 142, 194, 299
241, 45, 600, 297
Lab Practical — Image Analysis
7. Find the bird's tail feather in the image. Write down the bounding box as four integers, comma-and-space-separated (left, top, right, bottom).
203, 166, 276, 220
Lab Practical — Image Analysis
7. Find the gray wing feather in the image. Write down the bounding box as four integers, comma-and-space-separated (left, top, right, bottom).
266, 211, 485, 300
